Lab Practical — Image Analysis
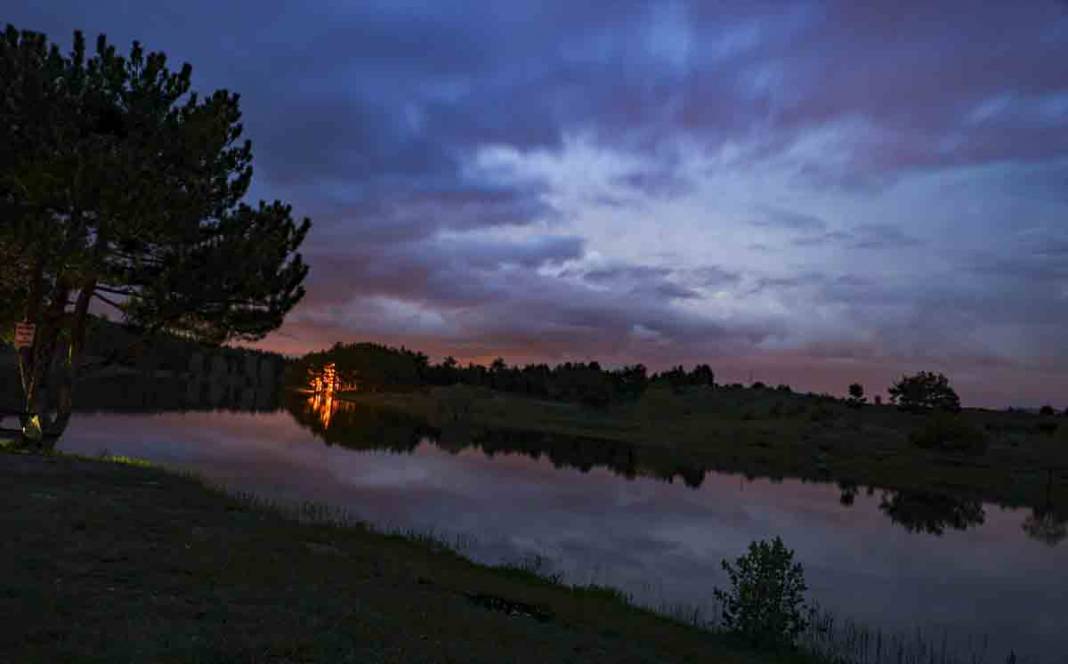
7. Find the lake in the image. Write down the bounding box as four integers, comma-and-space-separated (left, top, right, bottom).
53, 397, 1068, 663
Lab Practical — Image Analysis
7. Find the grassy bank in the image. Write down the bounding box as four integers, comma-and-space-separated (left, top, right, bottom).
340, 385, 1068, 511
1, 451, 816, 663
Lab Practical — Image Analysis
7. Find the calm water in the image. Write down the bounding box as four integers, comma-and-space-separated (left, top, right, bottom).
55, 403, 1068, 662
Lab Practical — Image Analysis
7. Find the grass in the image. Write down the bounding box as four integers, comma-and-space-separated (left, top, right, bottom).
0, 450, 824, 663
798, 607, 1037, 664
338, 385, 1068, 512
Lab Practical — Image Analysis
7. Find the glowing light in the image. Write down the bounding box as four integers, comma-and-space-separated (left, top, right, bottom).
306, 363, 356, 430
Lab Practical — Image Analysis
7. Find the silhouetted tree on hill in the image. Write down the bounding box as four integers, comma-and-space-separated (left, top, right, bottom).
690, 364, 715, 387
652, 364, 715, 393
846, 383, 866, 408
888, 372, 961, 412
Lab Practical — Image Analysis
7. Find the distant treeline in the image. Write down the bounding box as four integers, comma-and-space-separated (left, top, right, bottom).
78, 317, 287, 379
2, 317, 288, 413
289, 341, 724, 406
289, 341, 1068, 415
0, 316, 287, 381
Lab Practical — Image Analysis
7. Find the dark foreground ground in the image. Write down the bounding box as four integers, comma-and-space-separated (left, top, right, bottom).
0, 452, 808, 663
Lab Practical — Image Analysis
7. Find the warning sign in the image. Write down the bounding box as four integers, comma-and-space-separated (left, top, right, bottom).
14, 321, 35, 349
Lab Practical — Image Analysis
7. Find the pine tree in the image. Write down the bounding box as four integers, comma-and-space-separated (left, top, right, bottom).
1, 26, 310, 447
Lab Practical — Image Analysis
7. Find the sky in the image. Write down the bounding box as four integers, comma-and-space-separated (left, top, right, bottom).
8, 1, 1068, 406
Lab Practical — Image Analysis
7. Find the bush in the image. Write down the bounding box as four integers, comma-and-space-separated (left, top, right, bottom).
808, 404, 836, 423
1039, 405, 1056, 417
1037, 420, 1059, 436
909, 414, 987, 453
713, 537, 808, 649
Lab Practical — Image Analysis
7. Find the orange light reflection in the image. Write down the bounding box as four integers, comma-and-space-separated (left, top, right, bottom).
306, 362, 355, 430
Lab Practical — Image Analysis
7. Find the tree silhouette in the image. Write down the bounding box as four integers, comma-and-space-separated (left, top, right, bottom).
1, 26, 309, 447
1022, 509, 1068, 547
1022, 470, 1068, 547
878, 490, 984, 535
837, 481, 859, 506
888, 372, 961, 412
846, 383, 866, 408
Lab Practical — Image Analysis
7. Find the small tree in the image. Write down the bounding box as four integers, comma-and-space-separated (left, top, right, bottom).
713, 537, 809, 649
1039, 405, 1055, 417
888, 372, 960, 412
846, 383, 866, 408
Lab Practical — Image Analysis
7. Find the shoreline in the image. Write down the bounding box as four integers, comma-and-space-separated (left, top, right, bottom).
335, 385, 1068, 515
0, 450, 812, 663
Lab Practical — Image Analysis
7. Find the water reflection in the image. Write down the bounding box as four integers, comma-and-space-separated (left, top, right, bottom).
289, 392, 1061, 543
55, 407, 1068, 662
1022, 470, 1068, 547
290, 392, 434, 453
288, 392, 708, 488
877, 490, 986, 535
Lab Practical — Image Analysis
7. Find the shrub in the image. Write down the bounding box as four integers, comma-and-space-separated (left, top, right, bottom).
909, 414, 987, 453
1039, 405, 1056, 417
1037, 420, 1059, 436
808, 404, 836, 423
713, 537, 809, 649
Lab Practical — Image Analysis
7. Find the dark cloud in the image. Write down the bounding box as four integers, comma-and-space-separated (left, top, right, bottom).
307, 187, 558, 246
685, 266, 742, 288
292, 242, 772, 366
582, 265, 672, 284
579, 264, 739, 301
751, 207, 828, 233
6, 0, 1068, 405
790, 224, 921, 250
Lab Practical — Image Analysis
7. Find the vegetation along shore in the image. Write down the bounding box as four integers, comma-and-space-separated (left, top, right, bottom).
291, 342, 1068, 535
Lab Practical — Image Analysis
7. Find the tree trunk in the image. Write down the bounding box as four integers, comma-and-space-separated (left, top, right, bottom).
15, 258, 44, 449
47, 282, 96, 447
15, 265, 72, 451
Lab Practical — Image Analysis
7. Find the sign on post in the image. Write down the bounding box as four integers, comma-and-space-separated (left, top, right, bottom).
14, 321, 35, 349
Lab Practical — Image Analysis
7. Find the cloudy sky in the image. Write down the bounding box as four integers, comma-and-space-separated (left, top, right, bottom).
9, 1, 1068, 406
